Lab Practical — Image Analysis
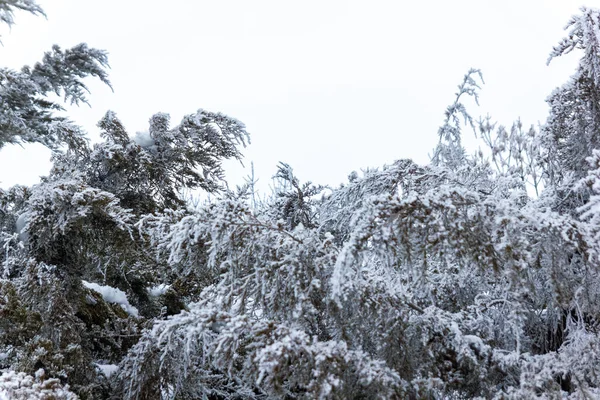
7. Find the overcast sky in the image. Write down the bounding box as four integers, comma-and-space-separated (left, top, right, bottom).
0, 1, 596, 191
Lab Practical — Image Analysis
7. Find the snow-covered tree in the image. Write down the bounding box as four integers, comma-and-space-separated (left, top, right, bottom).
541, 7, 600, 212
5, 3, 600, 400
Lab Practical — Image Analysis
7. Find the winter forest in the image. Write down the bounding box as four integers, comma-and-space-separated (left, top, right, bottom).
5, 1, 600, 399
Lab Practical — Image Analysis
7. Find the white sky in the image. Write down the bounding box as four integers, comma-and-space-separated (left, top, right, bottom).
0, 1, 595, 191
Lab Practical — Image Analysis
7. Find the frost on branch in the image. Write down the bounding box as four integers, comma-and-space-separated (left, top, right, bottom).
21, 177, 133, 268
138, 195, 335, 329
548, 7, 600, 86
0, 44, 110, 149
0, 369, 78, 400
0, 0, 44, 30
270, 162, 323, 230
118, 306, 403, 400
542, 7, 600, 194
77, 110, 249, 212
4, 5, 600, 400
431, 68, 483, 170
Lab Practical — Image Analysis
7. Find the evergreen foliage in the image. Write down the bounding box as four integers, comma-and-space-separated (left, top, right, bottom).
4, 3, 600, 399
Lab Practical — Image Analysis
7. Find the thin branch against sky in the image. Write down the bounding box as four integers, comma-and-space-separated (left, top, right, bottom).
0, 0, 588, 190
